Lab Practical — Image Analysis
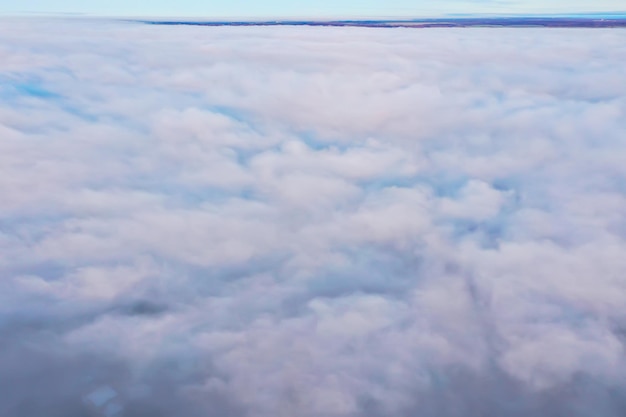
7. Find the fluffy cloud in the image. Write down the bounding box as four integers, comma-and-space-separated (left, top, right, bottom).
1, 18, 626, 417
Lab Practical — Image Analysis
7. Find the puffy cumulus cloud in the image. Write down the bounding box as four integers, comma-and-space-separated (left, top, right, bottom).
1, 17, 626, 417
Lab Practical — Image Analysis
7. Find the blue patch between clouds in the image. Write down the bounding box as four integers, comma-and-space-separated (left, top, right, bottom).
14, 82, 60, 99
0, 77, 61, 100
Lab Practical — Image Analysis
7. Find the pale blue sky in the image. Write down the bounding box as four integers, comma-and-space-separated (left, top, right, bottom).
1, 0, 625, 18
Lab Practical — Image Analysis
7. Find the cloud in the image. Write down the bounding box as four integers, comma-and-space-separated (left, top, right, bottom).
1, 18, 626, 416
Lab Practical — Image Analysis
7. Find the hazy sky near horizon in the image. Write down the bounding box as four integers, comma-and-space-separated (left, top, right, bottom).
1, 0, 625, 17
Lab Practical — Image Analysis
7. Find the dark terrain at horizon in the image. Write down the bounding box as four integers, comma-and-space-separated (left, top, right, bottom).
140, 16, 626, 28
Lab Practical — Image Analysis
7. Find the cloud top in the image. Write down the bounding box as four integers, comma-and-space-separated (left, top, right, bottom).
1, 19, 626, 417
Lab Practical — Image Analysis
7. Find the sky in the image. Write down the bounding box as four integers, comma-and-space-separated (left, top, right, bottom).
1, 0, 625, 17
2, 17, 626, 417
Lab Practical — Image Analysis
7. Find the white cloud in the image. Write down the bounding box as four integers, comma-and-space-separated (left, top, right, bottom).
1, 18, 626, 417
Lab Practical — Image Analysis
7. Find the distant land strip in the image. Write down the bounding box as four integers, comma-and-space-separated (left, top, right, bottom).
138, 17, 626, 28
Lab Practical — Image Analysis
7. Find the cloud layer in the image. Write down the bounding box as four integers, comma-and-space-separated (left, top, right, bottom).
1, 18, 626, 417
